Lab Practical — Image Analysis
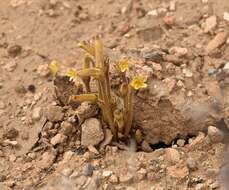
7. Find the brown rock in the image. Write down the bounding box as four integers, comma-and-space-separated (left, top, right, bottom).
203, 15, 217, 33
137, 26, 163, 42
15, 84, 27, 94
81, 118, 104, 147
119, 172, 133, 183
3, 61, 17, 72
135, 168, 147, 181
136, 98, 186, 145
165, 148, 180, 165
32, 107, 42, 121
186, 157, 197, 171
169, 47, 188, 58
163, 15, 175, 26
36, 151, 56, 169
7, 45, 22, 57
46, 105, 64, 122
207, 126, 224, 143
188, 132, 205, 147
205, 32, 228, 54
50, 133, 67, 145
135, 129, 143, 144
75, 102, 99, 123
100, 129, 113, 149
167, 163, 189, 179
3, 127, 19, 140
60, 121, 74, 136
109, 174, 119, 183
141, 140, 153, 152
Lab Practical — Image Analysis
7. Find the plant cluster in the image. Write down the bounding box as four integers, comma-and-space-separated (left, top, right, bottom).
50, 37, 147, 141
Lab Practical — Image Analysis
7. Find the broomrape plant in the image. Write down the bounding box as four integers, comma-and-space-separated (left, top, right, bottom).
50, 37, 147, 141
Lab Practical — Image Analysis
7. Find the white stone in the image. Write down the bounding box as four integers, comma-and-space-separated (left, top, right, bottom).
147, 10, 158, 16
227, 38, 229, 44
32, 107, 42, 121
169, 1, 176, 11
223, 62, 229, 70
183, 68, 193, 77
102, 170, 113, 178
223, 12, 229, 22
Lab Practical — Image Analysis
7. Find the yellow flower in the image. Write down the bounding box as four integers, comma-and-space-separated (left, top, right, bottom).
49, 60, 59, 76
118, 59, 130, 72
130, 75, 147, 90
67, 69, 78, 82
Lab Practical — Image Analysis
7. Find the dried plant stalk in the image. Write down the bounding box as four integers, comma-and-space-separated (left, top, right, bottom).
65, 38, 147, 141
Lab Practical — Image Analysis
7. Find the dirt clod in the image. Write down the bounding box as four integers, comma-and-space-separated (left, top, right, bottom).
7, 45, 22, 57
3, 127, 19, 140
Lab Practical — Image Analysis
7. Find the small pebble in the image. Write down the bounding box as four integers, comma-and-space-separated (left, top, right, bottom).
32, 107, 42, 121
187, 157, 197, 171
165, 148, 180, 165
109, 174, 118, 183
50, 133, 67, 145
82, 163, 94, 176
7, 44, 22, 57
61, 168, 73, 177
207, 126, 224, 143
0, 101, 5, 109
102, 170, 113, 178
28, 84, 36, 93
177, 139, 185, 147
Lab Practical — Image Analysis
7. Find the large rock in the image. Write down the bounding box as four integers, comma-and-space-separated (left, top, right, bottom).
134, 78, 222, 145
81, 118, 104, 147
135, 96, 186, 145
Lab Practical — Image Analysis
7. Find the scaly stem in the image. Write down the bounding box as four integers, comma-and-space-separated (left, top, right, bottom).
124, 85, 133, 137
82, 56, 93, 93
78, 41, 95, 56
77, 68, 103, 79
94, 38, 117, 140
69, 94, 98, 103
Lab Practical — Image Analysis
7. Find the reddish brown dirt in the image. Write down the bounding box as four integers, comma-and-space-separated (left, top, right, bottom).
0, 0, 229, 190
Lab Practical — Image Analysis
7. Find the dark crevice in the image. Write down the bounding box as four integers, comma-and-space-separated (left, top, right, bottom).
148, 134, 197, 150
150, 141, 171, 149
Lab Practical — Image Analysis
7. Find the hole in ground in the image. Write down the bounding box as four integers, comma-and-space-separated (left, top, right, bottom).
148, 134, 197, 150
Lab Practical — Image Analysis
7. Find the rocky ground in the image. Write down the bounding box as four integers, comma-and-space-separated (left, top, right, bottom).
0, 0, 229, 189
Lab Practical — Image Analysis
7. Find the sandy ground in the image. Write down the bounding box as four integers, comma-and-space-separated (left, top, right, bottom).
0, 0, 229, 189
